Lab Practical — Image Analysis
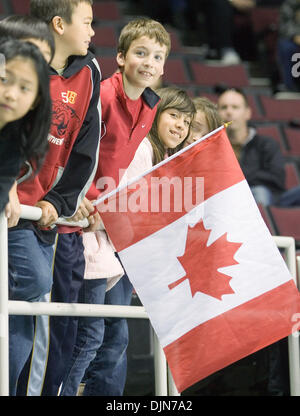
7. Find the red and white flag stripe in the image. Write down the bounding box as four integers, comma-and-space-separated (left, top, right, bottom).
96, 127, 300, 392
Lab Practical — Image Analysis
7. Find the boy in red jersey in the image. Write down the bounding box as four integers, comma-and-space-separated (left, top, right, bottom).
9, 0, 101, 396
60, 18, 171, 396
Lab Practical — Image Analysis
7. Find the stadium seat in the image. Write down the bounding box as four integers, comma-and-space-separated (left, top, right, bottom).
93, 25, 118, 48
255, 125, 287, 156
10, 0, 30, 14
93, 1, 121, 21
189, 62, 250, 88
185, 87, 198, 97
168, 30, 183, 53
260, 96, 300, 122
245, 95, 265, 122
250, 7, 279, 34
163, 58, 191, 85
283, 127, 300, 157
268, 206, 300, 242
97, 55, 117, 79
197, 93, 218, 103
285, 162, 300, 190
257, 203, 275, 235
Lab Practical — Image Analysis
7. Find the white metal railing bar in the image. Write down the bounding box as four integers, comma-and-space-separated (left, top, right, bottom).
0, 213, 9, 396
8, 300, 148, 319
168, 366, 180, 396
0, 207, 169, 397
273, 236, 300, 397
20, 204, 89, 228
0, 208, 300, 397
153, 329, 168, 396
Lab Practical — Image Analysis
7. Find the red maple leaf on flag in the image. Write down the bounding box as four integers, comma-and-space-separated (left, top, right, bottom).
168, 220, 242, 300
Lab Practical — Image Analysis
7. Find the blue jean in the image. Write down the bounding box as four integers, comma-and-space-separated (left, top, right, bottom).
61, 274, 133, 396
8, 229, 55, 395
16, 232, 86, 396
279, 185, 300, 207
251, 185, 273, 206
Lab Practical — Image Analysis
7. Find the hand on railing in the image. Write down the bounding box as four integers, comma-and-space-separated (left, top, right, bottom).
70, 197, 94, 223
5, 182, 21, 228
83, 210, 102, 233
35, 200, 58, 228
68, 197, 102, 231
20, 204, 89, 228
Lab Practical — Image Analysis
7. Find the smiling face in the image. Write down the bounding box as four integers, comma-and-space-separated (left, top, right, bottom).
0, 57, 39, 130
62, 2, 95, 56
117, 35, 167, 99
157, 108, 192, 149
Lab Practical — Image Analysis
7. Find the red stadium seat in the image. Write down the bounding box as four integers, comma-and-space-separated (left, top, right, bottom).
93, 25, 118, 48
268, 206, 300, 241
189, 62, 250, 88
285, 162, 300, 190
185, 87, 197, 97
9, 0, 121, 20
250, 7, 279, 34
283, 127, 300, 157
246, 95, 265, 122
97, 55, 117, 79
163, 58, 191, 85
260, 96, 300, 122
255, 125, 287, 156
93, 1, 121, 21
257, 203, 275, 235
168, 30, 183, 53
10, 0, 30, 14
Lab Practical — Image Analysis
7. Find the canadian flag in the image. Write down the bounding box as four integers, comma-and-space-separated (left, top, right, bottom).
96, 127, 300, 392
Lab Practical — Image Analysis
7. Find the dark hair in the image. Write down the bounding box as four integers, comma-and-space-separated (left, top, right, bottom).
0, 39, 52, 170
30, 0, 93, 24
217, 86, 249, 107
0, 15, 55, 62
148, 86, 195, 165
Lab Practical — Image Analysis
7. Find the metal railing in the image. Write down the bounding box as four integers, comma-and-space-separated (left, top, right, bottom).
0, 206, 179, 397
0, 206, 299, 396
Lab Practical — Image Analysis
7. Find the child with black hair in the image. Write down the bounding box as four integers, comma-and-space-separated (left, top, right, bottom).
0, 14, 55, 64
7, 0, 101, 396
0, 38, 51, 218
0, 39, 53, 395
0, 14, 55, 228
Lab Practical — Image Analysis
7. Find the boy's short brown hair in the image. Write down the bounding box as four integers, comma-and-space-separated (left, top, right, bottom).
30, 0, 93, 24
118, 18, 171, 58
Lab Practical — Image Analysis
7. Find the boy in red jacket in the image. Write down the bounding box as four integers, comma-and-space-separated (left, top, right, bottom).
9, 0, 101, 396
60, 18, 171, 396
